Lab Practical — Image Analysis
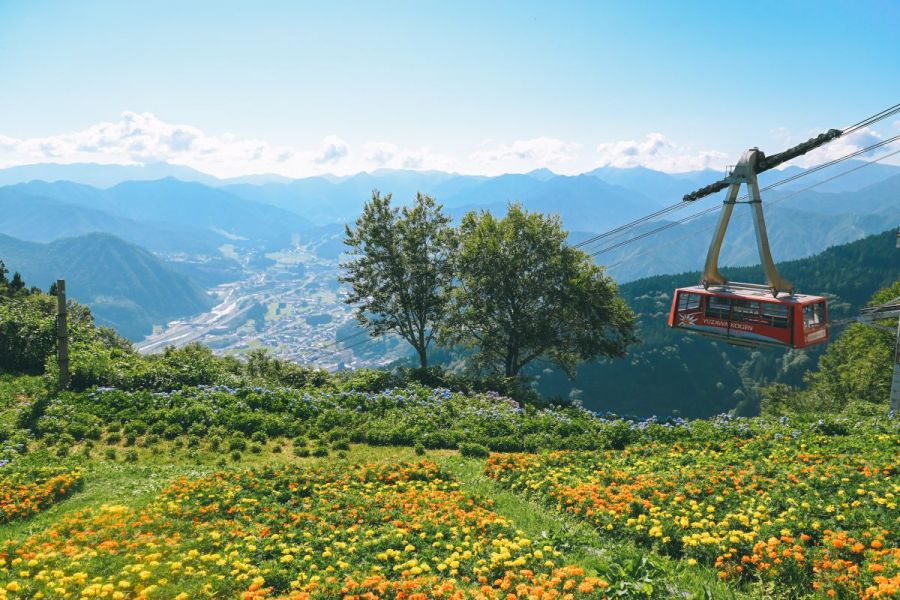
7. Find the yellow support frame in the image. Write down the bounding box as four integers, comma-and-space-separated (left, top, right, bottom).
701, 148, 794, 295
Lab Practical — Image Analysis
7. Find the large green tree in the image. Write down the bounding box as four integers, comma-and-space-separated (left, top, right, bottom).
340, 191, 456, 368
443, 204, 636, 378
803, 280, 899, 407
762, 280, 899, 415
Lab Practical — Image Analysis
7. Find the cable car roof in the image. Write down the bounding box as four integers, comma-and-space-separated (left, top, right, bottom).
675, 284, 826, 305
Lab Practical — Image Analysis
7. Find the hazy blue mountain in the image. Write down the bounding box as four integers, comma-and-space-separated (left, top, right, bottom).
225, 170, 464, 223
586, 160, 900, 202
765, 173, 900, 216
0, 187, 229, 255
0, 162, 219, 188
442, 175, 666, 232
763, 160, 900, 194
6, 179, 315, 248
525, 168, 558, 181
0, 233, 212, 339
218, 173, 295, 185
586, 166, 721, 203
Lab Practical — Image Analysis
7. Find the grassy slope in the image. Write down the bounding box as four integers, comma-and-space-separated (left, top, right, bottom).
1, 447, 758, 598
0, 377, 758, 597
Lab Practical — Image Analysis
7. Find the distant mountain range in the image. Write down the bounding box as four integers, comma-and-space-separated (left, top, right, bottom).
0, 159, 896, 341
0, 161, 293, 188
0, 233, 213, 339
2, 178, 316, 254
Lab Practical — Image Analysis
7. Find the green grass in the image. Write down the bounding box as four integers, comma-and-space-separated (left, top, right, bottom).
0, 374, 45, 425
0, 442, 447, 539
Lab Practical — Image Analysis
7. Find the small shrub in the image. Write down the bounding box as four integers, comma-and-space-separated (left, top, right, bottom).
125, 449, 138, 463
228, 437, 247, 452
295, 447, 310, 458
163, 424, 182, 440
459, 442, 489, 458
414, 442, 426, 456
251, 431, 267, 444
272, 445, 282, 454
105, 432, 122, 445
230, 450, 242, 462
104, 448, 117, 461
250, 444, 263, 454
312, 447, 329, 458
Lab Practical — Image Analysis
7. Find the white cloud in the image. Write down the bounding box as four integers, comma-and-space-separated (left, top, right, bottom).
0, 111, 302, 176
361, 141, 455, 171
0, 111, 463, 177
594, 133, 727, 172
776, 126, 888, 168
2, 111, 765, 177
471, 137, 581, 172
314, 135, 350, 165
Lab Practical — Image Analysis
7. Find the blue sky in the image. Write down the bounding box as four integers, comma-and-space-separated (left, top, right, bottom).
1, 0, 898, 176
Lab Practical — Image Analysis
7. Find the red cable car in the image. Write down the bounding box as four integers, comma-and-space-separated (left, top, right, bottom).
668, 285, 828, 349
667, 147, 829, 349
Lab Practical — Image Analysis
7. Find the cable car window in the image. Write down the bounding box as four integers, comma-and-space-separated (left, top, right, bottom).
761, 303, 789, 328
705, 297, 731, 318
678, 293, 701, 311
731, 300, 761, 322
803, 302, 825, 329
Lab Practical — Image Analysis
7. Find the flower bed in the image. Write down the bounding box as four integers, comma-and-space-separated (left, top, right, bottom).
0, 461, 608, 599
0, 466, 83, 524
485, 430, 899, 598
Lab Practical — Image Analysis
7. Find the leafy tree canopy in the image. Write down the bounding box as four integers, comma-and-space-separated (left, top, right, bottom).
340, 191, 456, 368
443, 204, 636, 378
762, 279, 899, 416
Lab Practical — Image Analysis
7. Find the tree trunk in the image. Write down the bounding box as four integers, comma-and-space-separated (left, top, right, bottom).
504, 351, 516, 377
417, 346, 428, 369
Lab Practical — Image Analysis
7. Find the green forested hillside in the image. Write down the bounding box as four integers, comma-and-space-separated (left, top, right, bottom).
0, 233, 212, 339
534, 229, 900, 417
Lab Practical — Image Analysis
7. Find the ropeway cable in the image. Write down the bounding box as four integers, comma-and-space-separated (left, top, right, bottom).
600, 145, 900, 271
573, 102, 900, 251
589, 136, 900, 258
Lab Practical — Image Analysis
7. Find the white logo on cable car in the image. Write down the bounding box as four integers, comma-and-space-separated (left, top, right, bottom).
678, 314, 697, 326
806, 329, 826, 342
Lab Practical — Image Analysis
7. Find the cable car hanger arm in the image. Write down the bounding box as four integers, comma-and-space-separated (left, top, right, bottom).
700, 148, 794, 295
682, 129, 842, 202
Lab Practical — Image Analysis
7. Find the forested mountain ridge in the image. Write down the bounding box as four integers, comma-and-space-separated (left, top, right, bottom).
0, 233, 212, 339
533, 229, 900, 417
